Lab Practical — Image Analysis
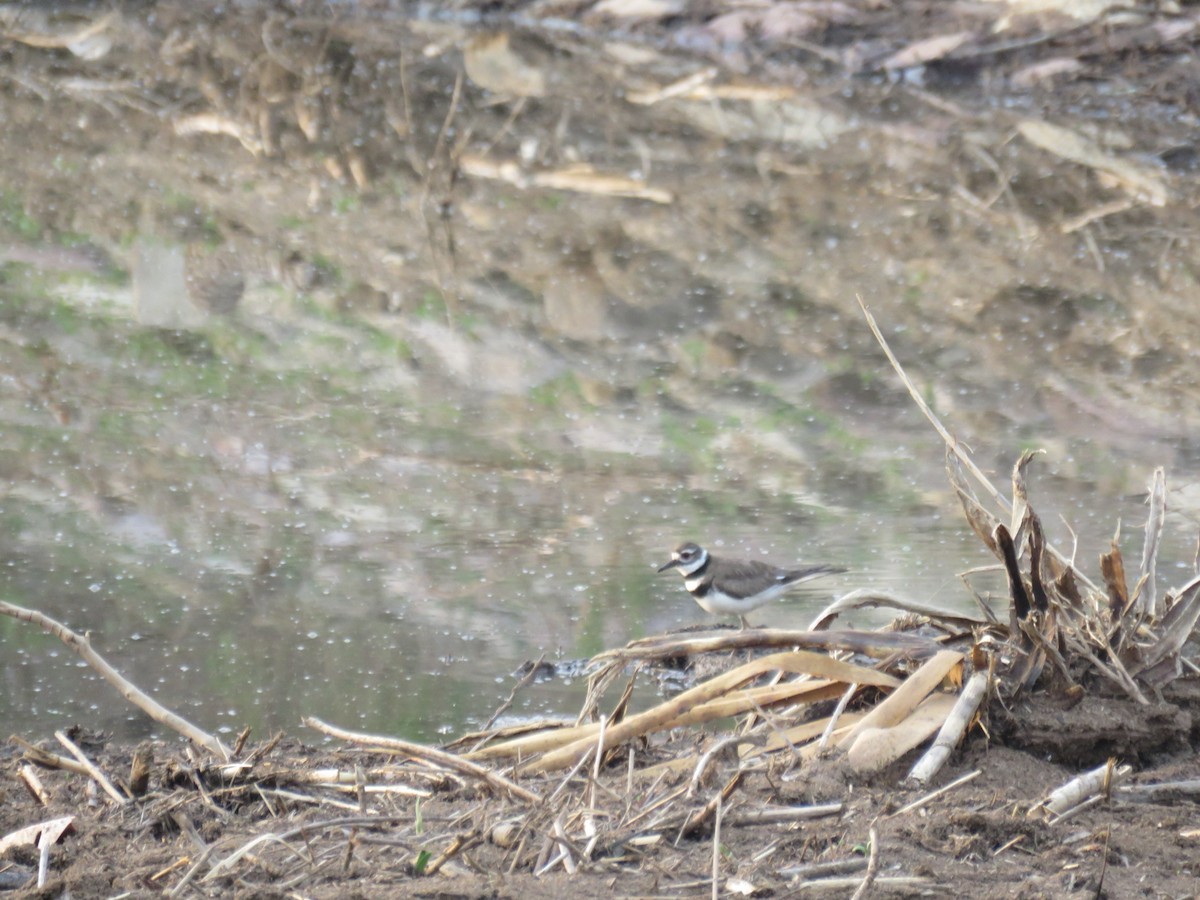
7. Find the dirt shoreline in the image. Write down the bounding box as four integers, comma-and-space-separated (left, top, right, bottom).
2, 681, 1199, 898
4, 2, 1200, 897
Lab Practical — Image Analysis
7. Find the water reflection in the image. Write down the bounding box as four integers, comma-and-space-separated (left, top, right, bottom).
1, 4, 1198, 744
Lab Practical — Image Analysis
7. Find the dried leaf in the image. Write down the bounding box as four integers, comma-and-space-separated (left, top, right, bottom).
1049, 555, 1085, 609
995, 524, 1032, 621
1017, 119, 1169, 206
526, 649, 898, 773
1100, 528, 1130, 617
1129, 575, 1200, 683
948, 454, 1001, 556
1010, 634, 1046, 693
759, 5, 822, 41
839, 650, 963, 748
744, 711, 867, 758
463, 33, 547, 97
846, 692, 958, 774
0, 816, 75, 854
1010, 449, 1044, 544
1028, 519, 1049, 613
1011, 57, 1085, 88
880, 32, 974, 70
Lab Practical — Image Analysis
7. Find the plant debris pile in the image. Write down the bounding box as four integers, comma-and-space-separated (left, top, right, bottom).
3, 436, 1199, 896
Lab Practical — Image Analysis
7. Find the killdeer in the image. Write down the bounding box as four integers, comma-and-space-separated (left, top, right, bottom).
657, 542, 846, 629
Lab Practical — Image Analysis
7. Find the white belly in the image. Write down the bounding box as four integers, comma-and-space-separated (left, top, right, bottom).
685, 579, 794, 615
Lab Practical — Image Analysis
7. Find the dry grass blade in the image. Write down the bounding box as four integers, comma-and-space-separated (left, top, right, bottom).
849, 826, 880, 900
742, 710, 867, 759
1138, 467, 1166, 618
465, 721, 602, 763
523, 651, 899, 774
599, 628, 942, 664
846, 692, 958, 774
670, 679, 849, 725
816, 683, 860, 755
710, 793, 722, 900
1016, 119, 1168, 206
681, 771, 743, 839
777, 857, 868, 879
447, 718, 575, 755
576, 657, 628, 725
1127, 574, 1200, 684
725, 803, 843, 825
839, 650, 963, 748
476, 652, 545, 740
304, 717, 541, 804
808, 589, 987, 631
857, 296, 1010, 513
424, 832, 479, 876
458, 155, 674, 203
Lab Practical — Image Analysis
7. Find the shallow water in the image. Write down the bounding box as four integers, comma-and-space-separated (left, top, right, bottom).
2, 3, 1199, 745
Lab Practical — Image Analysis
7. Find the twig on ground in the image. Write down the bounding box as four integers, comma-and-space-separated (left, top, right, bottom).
588, 714, 607, 810
689, 735, 744, 798
817, 682, 858, 756
680, 772, 744, 841
907, 670, 989, 784
10, 736, 91, 778
54, 730, 127, 805
1137, 467, 1166, 619
808, 589, 987, 631
890, 770, 981, 818
1118, 779, 1200, 802
1034, 759, 1130, 820
303, 717, 541, 805
198, 815, 405, 885
17, 765, 51, 806
711, 793, 723, 900
475, 653, 545, 744
849, 826, 881, 899
777, 857, 867, 879
424, 832, 478, 876
726, 803, 842, 826
0, 600, 230, 759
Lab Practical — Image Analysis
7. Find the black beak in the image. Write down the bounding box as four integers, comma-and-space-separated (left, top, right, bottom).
656, 559, 678, 573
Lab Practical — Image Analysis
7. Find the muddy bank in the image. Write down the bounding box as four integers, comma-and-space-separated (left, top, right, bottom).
3, 3, 1200, 896
3, 1, 1199, 456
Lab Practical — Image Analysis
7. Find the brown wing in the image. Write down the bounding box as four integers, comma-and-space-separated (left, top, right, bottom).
713, 558, 792, 599
716, 559, 846, 599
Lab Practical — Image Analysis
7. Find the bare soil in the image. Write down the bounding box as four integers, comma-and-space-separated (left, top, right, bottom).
3, 680, 1200, 898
